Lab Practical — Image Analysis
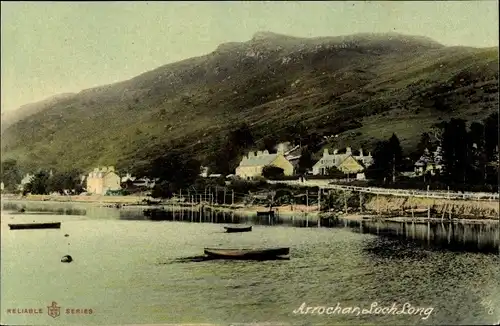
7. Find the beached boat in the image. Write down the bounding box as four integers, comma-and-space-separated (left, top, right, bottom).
256, 210, 274, 217
204, 247, 289, 260
8, 222, 61, 230
224, 226, 252, 233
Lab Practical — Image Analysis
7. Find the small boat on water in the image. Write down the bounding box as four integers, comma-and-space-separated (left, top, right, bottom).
256, 210, 274, 217
224, 226, 252, 233
143, 208, 169, 220
8, 222, 61, 230
204, 247, 289, 260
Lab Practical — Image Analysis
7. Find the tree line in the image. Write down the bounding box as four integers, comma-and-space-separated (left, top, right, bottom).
366, 113, 498, 191
0, 161, 85, 195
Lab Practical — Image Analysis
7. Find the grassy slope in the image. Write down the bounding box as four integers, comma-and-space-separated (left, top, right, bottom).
1, 33, 498, 172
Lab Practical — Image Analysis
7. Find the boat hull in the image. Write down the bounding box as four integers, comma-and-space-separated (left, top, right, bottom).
8, 222, 61, 230
143, 208, 169, 220
224, 226, 252, 233
204, 247, 289, 260
256, 211, 274, 217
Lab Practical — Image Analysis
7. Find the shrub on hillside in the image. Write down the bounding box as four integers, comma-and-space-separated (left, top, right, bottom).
262, 166, 285, 179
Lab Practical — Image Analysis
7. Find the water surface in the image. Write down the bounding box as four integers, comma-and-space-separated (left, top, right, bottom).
1, 202, 499, 325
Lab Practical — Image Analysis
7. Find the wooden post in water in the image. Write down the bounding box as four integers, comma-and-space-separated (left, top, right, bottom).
223, 187, 227, 205
427, 221, 430, 245
344, 190, 348, 214
317, 188, 321, 228
232, 190, 234, 206
410, 195, 414, 219
359, 191, 363, 213
318, 188, 321, 212
215, 186, 218, 205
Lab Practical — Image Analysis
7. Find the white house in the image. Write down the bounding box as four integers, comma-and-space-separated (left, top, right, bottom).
86, 166, 121, 195
18, 173, 35, 191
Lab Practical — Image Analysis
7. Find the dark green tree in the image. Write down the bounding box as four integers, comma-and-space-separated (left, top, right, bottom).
440, 118, 469, 188
416, 132, 434, 155
365, 133, 403, 183
325, 166, 345, 178
483, 112, 499, 163
48, 170, 84, 194
467, 122, 487, 183
297, 149, 314, 175
1, 159, 22, 192
24, 171, 51, 195
387, 133, 404, 182
147, 151, 201, 198
262, 166, 284, 179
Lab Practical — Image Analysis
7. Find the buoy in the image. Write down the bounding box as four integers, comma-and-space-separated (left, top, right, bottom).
64, 234, 69, 237
61, 255, 73, 263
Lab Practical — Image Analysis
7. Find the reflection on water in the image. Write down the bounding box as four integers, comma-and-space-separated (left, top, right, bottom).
2, 201, 499, 255
1, 201, 499, 325
124, 207, 499, 255
3, 202, 87, 216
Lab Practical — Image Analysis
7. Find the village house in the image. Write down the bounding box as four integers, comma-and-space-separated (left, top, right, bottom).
86, 166, 121, 195
121, 173, 157, 189
17, 173, 35, 191
235, 148, 294, 180
414, 147, 443, 176
312, 147, 374, 178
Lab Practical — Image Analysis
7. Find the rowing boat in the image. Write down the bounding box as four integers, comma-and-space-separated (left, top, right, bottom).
204, 247, 289, 260
8, 222, 61, 230
224, 226, 252, 233
256, 210, 274, 217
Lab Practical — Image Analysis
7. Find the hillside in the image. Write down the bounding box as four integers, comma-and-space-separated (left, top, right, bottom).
1, 32, 498, 173
1, 93, 76, 129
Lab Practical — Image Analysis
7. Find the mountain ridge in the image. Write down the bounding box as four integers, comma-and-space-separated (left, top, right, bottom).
1, 32, 498, 173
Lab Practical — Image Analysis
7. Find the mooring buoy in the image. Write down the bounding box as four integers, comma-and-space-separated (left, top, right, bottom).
61, 255, 73, 263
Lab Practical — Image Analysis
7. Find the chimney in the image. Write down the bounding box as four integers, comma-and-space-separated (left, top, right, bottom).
323, 148, 329, 156
346, 147, 352, 155
263, 150, 269, 155
333, 149, 338, 155
277, 143, 284, 154
359, 148, 364, 157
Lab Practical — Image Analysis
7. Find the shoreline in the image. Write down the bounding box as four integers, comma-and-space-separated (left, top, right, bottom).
2, 196, 498, 225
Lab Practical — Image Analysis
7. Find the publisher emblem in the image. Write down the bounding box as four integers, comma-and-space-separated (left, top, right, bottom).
47, 301, 60, 318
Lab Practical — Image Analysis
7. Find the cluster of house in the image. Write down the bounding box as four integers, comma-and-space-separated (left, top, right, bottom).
231, 142, 448, 180
232, 142, 375, 180
11, 166, 157, 195
3, 141, 450, 196
83, 167, 157, 195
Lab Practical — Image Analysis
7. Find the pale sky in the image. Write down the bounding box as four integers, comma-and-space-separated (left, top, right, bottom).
1, 1, 498, 111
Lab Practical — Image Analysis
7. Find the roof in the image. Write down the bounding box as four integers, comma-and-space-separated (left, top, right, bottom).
239, 153, 279, 167
286, 155, 301, 161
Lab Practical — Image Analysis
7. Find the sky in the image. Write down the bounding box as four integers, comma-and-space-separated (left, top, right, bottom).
1, 1, 498, 112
